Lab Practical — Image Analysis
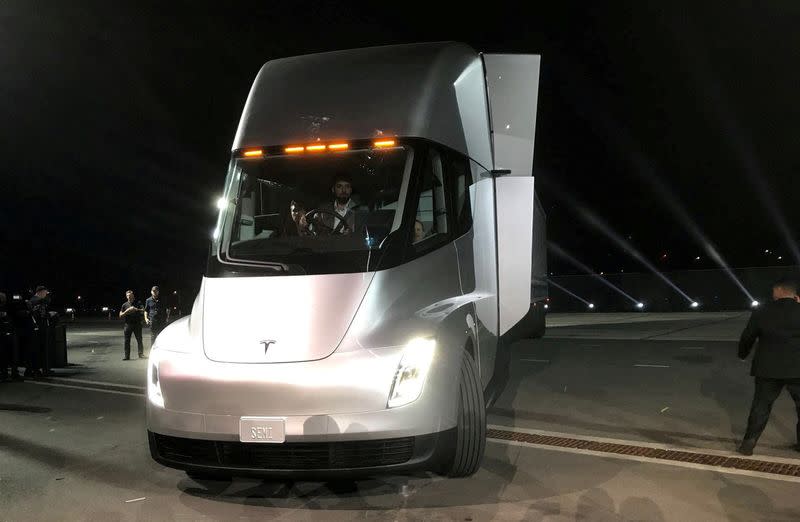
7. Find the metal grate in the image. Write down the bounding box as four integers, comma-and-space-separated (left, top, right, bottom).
154, 434, 415, 470
487, 428, 800, 478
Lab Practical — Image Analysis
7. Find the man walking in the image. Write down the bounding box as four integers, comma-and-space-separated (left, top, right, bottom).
144, 286, 166, 348
119, 290, 145, 360
737, 277, 800, 455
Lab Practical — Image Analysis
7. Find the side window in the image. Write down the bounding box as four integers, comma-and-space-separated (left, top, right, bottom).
449, 152, 473, 236
412, 149, 448, 246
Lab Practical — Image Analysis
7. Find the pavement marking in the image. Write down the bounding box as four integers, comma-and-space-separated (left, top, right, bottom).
487, 424, 800, 484
44, 377, 145, 391
680, 346, 706, 350
520, 358, 550, 363
125, 497, 146, 503
634, 364, 670, 368
28, 381, 144, 398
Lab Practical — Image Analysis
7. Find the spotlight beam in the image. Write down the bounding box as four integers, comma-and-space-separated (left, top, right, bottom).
547, 278, 591, 307
664, 14, 800, 264
544, 181, 695, 303
549, 241, 640, 305
551, 59, 756, 302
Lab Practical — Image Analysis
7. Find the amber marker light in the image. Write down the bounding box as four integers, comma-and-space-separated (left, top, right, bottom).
243, 149, 263, 157
374, 139, 396, 148
285, 146, 304, 153
306, 144, 326, 152
327, 143, 349, 151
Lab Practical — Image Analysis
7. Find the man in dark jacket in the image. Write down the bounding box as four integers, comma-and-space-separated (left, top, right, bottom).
119, 290, 145, 360
737, 277, 800, 455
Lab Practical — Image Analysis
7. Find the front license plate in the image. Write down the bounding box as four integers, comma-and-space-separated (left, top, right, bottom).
239, 416, 286, 443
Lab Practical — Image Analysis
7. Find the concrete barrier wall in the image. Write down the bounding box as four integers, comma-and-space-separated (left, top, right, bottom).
549, 266, 800, 312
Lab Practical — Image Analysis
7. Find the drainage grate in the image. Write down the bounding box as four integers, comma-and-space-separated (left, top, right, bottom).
487, 428, 800, 478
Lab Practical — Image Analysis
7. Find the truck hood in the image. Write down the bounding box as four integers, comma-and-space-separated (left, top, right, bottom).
202, 273, 374, 363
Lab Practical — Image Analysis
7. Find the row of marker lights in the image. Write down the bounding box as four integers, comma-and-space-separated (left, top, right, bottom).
552, 301, 758, 310
242, 140, 396, 157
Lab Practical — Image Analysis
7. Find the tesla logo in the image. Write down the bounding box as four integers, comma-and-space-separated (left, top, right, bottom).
260, 339, 276, 355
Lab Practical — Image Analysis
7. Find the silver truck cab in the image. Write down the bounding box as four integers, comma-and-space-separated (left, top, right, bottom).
147, 42, 544, 479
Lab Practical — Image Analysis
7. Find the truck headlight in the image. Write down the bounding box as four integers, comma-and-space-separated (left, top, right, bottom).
387, 337, 436, 408
147, 350, 165, 409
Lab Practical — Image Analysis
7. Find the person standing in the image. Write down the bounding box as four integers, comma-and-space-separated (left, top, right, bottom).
0, 292, 20, 382
737, 277, 800, 455
144, 286, 166, 348
28, 285, 52, 377
119, 290, 145, 360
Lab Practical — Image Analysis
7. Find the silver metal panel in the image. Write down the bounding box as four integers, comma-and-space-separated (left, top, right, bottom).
147, 242, 476, 441
202, 273, 374, 364
232, 42, 493, 169
495, 176, 535, 334
482, 54, 541, 175
465, 176, 499, 388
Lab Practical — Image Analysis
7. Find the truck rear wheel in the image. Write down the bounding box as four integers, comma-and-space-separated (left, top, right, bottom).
446, 353, 486, 477
529, 303, 546, 339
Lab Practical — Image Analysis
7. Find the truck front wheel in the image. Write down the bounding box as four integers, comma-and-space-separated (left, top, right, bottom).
446, 353, 486, 477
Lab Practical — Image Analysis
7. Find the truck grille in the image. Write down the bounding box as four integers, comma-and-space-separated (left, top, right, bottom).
154, 433, 415, 470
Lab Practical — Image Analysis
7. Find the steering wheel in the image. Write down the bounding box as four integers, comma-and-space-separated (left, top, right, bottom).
305, 208, 352, 236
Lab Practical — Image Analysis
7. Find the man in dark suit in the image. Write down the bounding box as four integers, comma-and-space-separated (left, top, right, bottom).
313, 174, 356, 235
737, 277, 800, 455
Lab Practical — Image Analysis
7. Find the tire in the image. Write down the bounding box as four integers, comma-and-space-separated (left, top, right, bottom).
186, 470, 232, 482
529, 303, 546, 339
447, 352, 487, 478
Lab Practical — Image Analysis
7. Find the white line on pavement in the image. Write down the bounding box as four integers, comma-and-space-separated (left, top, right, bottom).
487, 424, 800, 465
487, 424, 800, 484
28, 381, 145, 398
634, 364, 670, 368
487, 438, 800, 484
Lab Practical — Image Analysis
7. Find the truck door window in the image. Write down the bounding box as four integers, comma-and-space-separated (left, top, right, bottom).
449, 152, 473, 236
413, 149, 448, 245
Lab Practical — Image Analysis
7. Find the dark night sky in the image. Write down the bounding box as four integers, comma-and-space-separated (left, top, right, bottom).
2, 1, 799, 308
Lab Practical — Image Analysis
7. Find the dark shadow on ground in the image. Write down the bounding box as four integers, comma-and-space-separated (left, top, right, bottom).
0, 403, 52, 413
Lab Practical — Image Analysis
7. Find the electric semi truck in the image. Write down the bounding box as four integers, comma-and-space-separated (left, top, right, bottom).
147, 42, 547, 479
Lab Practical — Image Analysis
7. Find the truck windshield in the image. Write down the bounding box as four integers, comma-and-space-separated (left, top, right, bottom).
216, 145, 412, 275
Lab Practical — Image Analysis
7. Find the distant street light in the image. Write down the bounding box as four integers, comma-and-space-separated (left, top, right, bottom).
751, 300, 760, 308
636, 302, 645, 309
588, 303, 595, 310
691, 302, 700, 309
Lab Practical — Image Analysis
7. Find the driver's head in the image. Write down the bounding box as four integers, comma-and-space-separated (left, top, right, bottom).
331, 174, 352, 205
290, 200, 307, 227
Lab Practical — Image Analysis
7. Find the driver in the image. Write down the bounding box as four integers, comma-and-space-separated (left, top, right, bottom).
315, 173, 356, 235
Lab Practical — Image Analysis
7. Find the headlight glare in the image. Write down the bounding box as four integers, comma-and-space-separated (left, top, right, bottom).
147, 349, 165, 408
387, 337, 436, 408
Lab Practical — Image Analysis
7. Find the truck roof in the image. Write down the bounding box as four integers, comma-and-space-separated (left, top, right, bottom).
232, 41, 493, 168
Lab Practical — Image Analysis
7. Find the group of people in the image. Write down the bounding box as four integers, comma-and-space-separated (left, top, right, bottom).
0, 285, 58, 381
284, 175, 357, 237
118, 286, 167, 360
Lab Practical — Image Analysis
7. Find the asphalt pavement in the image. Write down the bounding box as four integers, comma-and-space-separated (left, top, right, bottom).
2, 313, 799, 521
